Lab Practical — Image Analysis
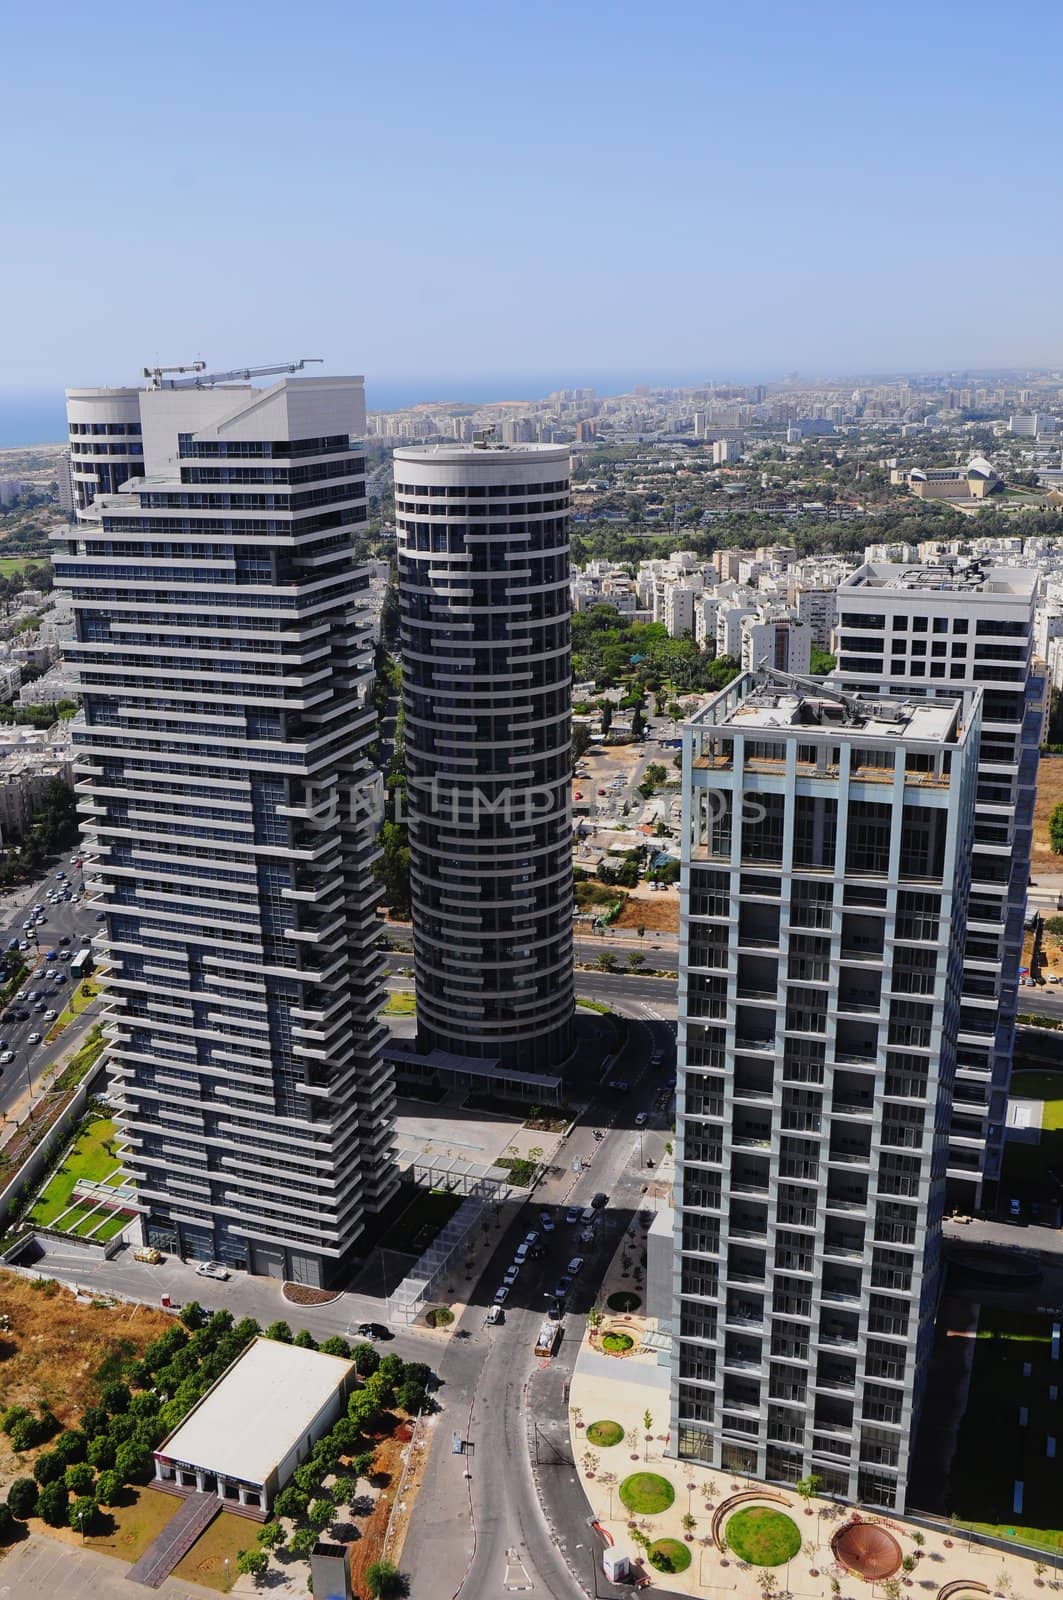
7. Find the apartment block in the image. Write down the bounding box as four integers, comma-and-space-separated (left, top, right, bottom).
55, 374, 396, 1285
833, 562, 1038, 1207
671, 671, 979, 1509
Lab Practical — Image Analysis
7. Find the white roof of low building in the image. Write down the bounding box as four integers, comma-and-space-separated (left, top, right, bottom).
159, 1337, 352, 1487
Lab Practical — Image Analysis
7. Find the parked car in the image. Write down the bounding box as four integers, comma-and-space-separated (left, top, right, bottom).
356, 1322, 392, 1339
194, 1260, 230, 1280
1009, 1198, 1022, 1218
538, 1211, 555, 1232
514, 1243, 530, 1264
485, 1304, 503, 1325
551, 1276, 573, 1299
503, 1265, 520, 1286
523, 1230, 539, 1247
27, 1032, 41, 1045
634, 1112, 647, 1127
566, 1256, 585, 1275
591, 1192, 608, 1210
565, 1205, 582, 1225
493, 1286, 509, 1306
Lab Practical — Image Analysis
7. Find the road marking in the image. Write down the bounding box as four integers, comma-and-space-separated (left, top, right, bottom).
504, 1548, 534, 1590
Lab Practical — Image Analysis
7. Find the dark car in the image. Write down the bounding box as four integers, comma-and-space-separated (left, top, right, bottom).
551, 1276, 573, 1299
356, 1322, 393, 1340
591, 1192, 608, 1210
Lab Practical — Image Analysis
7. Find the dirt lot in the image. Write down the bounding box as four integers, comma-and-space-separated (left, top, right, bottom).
1032, 755, 1063, 862
0, 1273, 172, 1486
614, 889, 679, 933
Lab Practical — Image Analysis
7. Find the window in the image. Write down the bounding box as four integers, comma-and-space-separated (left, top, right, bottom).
891, 615, 907, 630
912, 617, 928, 632
933, 617, 949, 634
840, 613, 884, 629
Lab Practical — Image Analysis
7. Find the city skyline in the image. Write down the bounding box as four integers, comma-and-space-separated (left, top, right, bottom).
4, 0, 1063, 388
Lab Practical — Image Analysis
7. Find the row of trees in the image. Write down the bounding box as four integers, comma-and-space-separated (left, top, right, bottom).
0, 777, 79, 887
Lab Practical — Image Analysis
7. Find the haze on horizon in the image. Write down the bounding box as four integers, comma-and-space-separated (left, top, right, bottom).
3, 0, 1061, 391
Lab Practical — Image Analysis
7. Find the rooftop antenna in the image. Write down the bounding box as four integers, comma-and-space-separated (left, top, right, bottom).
142, 358, 323, 390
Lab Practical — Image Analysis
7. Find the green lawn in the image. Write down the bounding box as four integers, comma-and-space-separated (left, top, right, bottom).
948, 1306, 1063, 1552
649, 1538, 691, 1574
384, 990, 416, 1015
173, 1510, 256, 1593
86, 1486, 178, 1563
1003, 1069, 1063, 1187
619, 1473, 675, 1515
725, 1507, 801, 1566
46, 977, 100, 1039
28, 1115, 121, 1227
61, 1200, 132, 1241
587, 1420, 624, 1447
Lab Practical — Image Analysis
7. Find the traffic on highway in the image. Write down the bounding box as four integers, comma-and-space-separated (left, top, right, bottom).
0, 855, 101, 1111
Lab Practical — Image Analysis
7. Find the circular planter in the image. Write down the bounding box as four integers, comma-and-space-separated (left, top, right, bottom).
587, 1420, 625, 1448
600, 1330, 635, 1356
619, 1473, 676, 1517
648, 1538, 691, 1574
725, 1507, 802, 1568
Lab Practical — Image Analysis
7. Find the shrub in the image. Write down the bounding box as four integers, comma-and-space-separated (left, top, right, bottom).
8, 1476, 38, 1518
293, 1462, 322, 1496
64, 1462, 95, 1494
9, 1418, 41, 1452
86, 1435, 116, 1470
53, 1429, 87, 1465
129, 1391, 160, 1419
179, 1301, 206, 1330
320, 1335, 351, 1358
32, 1451, 65, 1487
68, 1495, 98, 1534
293, 1328, 317, 1350
95, 1470, 122, 1506
80, 1405, 109, 1439
0, 1502, 16, 1543
365, 1558, 403, 1598
264, 1320, 292, 1344
36, 1479, 69, 1526
1, 1405, 29, 1434
396, 1379, 428, 1414
257, 1522, 284, 1549
1051, 803, 1063, 855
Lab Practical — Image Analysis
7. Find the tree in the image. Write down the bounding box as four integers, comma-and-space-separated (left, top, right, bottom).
293, 1328, 318, 1350
114, 1441, 152, 1485
53, 1429, 87, 1465
320, 1335, 352, 1359
351, 1341, 380, 1378
682, 1512, 697, 1536
1051, 803, 1063, 855
759, 1573, 779, 1597
810, 647, 836, 674
288, 1526, 317, 1559
236, 1547, 269, 1579
309, 1496, 334, 1531
795, 1473, 821, 1504
264, 1320, 293, 1344
179, 1300, 206, 1330
35, 1479, 69, 1526
365, 1558, 403, 1598
95, 1470, 122, 1506
64, 1462, 94, 1494
902, 1555, 917, 1575
272, 1485, 308, 1521
69, 1495, 98, 1534
258, 1522, 284, 1549
100, 1381, 132, 1415
32, 1450, 65, 1487
7, 1476, 38, 1518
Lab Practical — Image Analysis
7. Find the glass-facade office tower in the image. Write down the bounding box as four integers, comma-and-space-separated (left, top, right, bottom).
671, 672, 978, 1510
55, 374, 396, 1286
834, 563, 1039, 1209
393, 442, 574, 1072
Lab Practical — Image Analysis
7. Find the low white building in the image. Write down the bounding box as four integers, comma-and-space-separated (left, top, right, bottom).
153, 1338, 355, 1515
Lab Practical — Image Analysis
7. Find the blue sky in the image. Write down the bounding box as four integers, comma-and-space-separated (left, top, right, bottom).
3, 0, 1062, 394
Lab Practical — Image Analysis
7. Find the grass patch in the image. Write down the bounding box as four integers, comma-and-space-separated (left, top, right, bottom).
948, 1305, 1063, 1551
725, 1507, 801, 1566
172, 1509, 256, 1592
384, 990, 416, 1016
601, 1331, 634, 1354
86, 1486, 177, 1563
46, 977, 100, 1039
28, 1114, 120, 1228
1003, 1070, 1063, 1188
587, 1420, 624, 1447
619, 1472, 675, 1515
576, 997, 613, 1013
384, 1187, 463, 1254
494, 1154, 536, 1186
649, 1538, 691, 1574
607, 1290, 642, 1313
60, 1201, 132, 1241
53, 1024, 106, 1092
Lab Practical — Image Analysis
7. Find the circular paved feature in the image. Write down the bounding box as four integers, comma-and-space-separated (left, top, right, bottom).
832, 1522, 903, 1581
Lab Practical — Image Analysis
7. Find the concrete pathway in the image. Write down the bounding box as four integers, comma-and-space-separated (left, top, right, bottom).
127, 1492, 219, 1588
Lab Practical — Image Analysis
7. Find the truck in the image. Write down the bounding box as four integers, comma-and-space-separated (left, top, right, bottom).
534, 1320, 560, 1357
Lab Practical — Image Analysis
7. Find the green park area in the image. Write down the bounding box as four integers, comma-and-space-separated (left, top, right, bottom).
47, 977, 101, 1040
384, 990, 416, 1016
1002, 1069, 1063, 1188
725, 1506, 801, 1566
27, 1114, 129, 1239
949, 1307, 1063, 1553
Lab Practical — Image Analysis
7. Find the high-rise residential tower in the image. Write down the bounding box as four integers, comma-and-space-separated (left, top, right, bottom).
833, 562, 1039, 1209
55, 373, 396, 1286
671, 671, 978, 1510
394, 442, 574, 1072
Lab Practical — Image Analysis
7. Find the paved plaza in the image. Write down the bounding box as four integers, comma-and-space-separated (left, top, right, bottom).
0, 1533, 222, 1599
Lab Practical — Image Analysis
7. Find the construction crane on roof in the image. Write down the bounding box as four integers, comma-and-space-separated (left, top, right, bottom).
142, 359, 323, 391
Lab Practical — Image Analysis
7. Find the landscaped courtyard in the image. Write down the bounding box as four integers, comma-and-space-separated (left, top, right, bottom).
725, 1505, 801, 1566
27, 1113, 129, 1236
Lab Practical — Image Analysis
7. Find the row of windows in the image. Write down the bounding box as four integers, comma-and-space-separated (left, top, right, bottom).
394, 480, 567, 496
69, 421, 142, 435
839, 610, 1028, 639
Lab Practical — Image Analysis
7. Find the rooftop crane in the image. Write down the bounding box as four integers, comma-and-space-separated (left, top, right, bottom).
142, 358, 323, 390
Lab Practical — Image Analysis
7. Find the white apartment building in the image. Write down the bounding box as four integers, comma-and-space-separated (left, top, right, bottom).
795, 585, 837, 651
717, 603, 759, 660
665, 582, 701, 638
713, 438, 744, 465
740, 612, 812, 676
1010, 413, 1057, 437
695, 594, 721, 649
833, 562, 1039, 1207
671, 671, 979, 1509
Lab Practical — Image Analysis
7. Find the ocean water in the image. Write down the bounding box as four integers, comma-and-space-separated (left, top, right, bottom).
0, 371, 719, 447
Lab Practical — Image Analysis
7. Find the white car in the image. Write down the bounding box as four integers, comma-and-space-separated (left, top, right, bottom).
485, 1304, 503, 1325
514, 1242, 530, 1264
567, 1256, 585, 1275
194, 1260, 230, 1280
635, 1111, 648, 1127
503, 1264, 520, 1285
27, 1032, 41, 1045
523, 1230, 539, 1247
538, 1211, 555, 1232
493, 1286, 509, 1306
0, 1051, 12, 1064
44, 1010, 57, 1021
